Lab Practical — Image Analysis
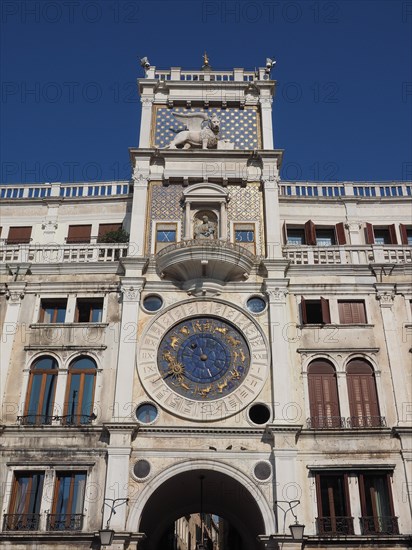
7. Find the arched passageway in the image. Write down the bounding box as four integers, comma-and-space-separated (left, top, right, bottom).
135, 466, 273, 550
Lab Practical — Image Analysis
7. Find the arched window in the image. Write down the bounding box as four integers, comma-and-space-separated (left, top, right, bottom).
308, 360, 341, 428
347, 359, 381, 427
64, 356, 97, 425
24, 356, 58, 425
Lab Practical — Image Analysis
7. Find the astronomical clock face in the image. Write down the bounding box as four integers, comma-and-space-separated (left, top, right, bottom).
157, 317, 250, 400
137, 301, 269, 421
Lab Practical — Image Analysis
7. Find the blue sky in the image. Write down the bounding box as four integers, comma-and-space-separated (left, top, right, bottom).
1, 0, 411, 183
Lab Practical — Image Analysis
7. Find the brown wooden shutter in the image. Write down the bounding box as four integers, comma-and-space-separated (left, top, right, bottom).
399, 224, 409, 245
347, 361, 380, 426
365, 223, 375, 244
98, 223, 122, 240
308, 362, 340, 427
339, 301, 366, 324
282, 221, 288, 245
339, 302, 353, 324
321, 297, 331, 324
301, 296, 308, 324
67, 225, 92, 243
388, 224, 398, 244
304, 220, 317, 245
352, 302, 366, 323
7, 226, 32, 244
335, 222, 346, 245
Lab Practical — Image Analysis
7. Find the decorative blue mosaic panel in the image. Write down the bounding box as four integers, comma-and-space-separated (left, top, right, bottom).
154, 107, 259, 150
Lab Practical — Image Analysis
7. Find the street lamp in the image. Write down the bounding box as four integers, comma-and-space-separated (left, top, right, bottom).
99, 498, 128, 547
289, 519, 305, 540
275, 500, 305, 541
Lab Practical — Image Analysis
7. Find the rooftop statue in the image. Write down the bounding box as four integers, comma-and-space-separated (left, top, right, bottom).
165, 112, 220, 150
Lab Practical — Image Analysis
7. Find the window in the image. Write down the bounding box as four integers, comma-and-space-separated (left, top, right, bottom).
301, 296, 331, 324
66, 225, 92, 244
98, 223, 122, 241
155, 223, 177, 252
307, 360, 341, 428
365, 223, 397, 245
338, 301, 367, 324
347, 359, 381, 427
48, 472, 86, 531
359, 473, 398, 535
5, 472, 44, 531
6, 226, 32, 244
64, 356, 97, 425
40, 299, 67, 323
399, 224, 412, 245
24, 356, 58, 425
234, 223, 255, 253
285, 221, 346, 245
75, 298, 103, 322
315, 473, 353, 535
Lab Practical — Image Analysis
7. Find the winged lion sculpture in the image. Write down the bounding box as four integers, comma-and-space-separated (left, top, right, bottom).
165, 112, 220, 149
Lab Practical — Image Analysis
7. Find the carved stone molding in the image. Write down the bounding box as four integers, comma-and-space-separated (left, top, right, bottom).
140, 97, 154, 108
121, 285, 141, 302
376, 290, 395, 308
261, 175, 280, 190
132, 170, 149, 187
41, 219, 58, 232
5, 283, 26, 302
345, 221, 362, 232
259, 98, 273, 107
266, 286, 288, 304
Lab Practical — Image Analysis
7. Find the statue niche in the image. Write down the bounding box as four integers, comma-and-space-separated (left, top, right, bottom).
194, 211, 217, 240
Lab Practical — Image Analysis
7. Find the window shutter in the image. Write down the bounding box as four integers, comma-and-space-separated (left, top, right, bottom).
301, 296, 308, 324
365, 223, 375, 244
7, 226, 32, 244
98, 223, 122, 240
347, 361, 380, 426
67, 225, 92, 244
282, 221, 288, 245
308, 365, 340, 428
339, 302, 352, 324
304, 220, 317, 245
388, 224, 397, 244
335, 222, 346, 245
352, 302, 366, 323
399, 224, 409, 245
321, 297, 331, 324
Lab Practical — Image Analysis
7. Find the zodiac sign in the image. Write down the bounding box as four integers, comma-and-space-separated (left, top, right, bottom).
226, 335, 241, 346
232, 350, 239, 362
230, 367, 241, 380
214, 326, 228, 335
239, 349, 246, 363
169, 336, 180, 350
180, 381, 190, 391
200, 385, 213, 397
193, 320, 203, 332
217, 379, 228, 393
180, 326, 190, 336
162, 350, 174, 363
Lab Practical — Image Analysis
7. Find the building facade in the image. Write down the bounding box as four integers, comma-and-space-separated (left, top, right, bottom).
0, 61, 411, 550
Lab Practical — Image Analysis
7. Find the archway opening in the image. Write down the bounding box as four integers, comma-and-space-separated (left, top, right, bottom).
139, 468, 266, 550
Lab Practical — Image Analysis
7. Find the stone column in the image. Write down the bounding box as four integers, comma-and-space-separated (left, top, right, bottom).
265, 284, 294, 422
345, 222, 363, 246
262, 177, 282, 259
113, 279, 144, 420
219, 200, 228, 240
0, 283, 26, 401
129, 173, 148, 257
102, 424, 138, 533
375, 284, 408, 426
184, 201, 191, 240
138, 97, 154, 148
259, 97, 274, 149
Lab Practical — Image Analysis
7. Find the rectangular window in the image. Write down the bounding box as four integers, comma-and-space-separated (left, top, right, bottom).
6, 226, 32, 244
365, 223, 397, 245
285, 222, 346, 245
48, 472, 86, 531
66, 225, 92, 244
98, 223, 122, 242
400, 224, 412, 245
287, 228, 305, 245
155, 223, 177, 253
315, 473, 353, 535
40, 299, 67, 323
75, 298, 103, 323
338, 301, 367, 324
5, 472, 44, 531
359, 473, 398, 535
301, 297, 331, 324
316, 228, 336, 246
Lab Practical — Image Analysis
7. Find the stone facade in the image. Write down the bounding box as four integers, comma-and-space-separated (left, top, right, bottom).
0, 63, 411, 550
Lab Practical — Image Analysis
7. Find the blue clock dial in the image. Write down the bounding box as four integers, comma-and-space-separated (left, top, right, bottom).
157, 317, 250, 400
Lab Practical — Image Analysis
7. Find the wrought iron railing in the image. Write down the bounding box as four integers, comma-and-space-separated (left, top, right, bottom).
60, 413, 96, 425
3, 513, 40, 531
360, 516, 399, 535
348, 416, 386, 428
306, 416, 346, 429
17, 414, 53, 426
46, 513, 83, 531
17, 414, 96, 426
306, 416, 387, 429
316, 516, 354, 536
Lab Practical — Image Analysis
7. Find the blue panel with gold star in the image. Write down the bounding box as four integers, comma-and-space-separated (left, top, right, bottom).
153, 107, 259, 150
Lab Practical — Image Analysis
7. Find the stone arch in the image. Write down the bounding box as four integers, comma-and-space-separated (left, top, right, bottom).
126, 459, 276, 549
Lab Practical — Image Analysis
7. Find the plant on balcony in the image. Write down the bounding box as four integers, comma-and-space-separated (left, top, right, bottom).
98, 228, 129, 243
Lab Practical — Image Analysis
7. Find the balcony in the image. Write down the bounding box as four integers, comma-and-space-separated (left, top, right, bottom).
46, 513, 83, 531
17, 414, 53, 426
284, 245, 411, 266
360, 516, 399, 535
306, 416, 386, 429
316, 516, 354, 536
155, 239, 257, 282
17, 413, 97, 426
0, 243, 128, 264
3, 513, 40, 531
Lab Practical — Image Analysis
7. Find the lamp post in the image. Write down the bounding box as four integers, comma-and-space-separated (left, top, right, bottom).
99, 498, 128, 547
274, 500, 305, 544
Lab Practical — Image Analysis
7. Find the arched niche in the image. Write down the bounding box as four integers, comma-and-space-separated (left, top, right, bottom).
182, 183, 229, 240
